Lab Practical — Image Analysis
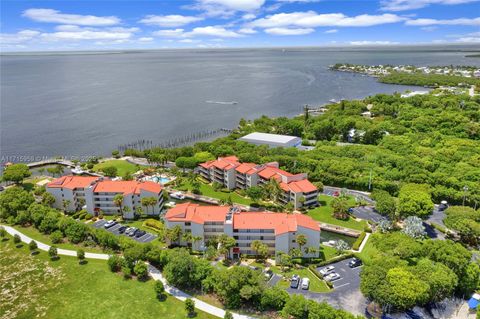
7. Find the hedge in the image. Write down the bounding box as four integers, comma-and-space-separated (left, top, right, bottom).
316, 253, 355, 267
144, 219, 164, 231
352, 232, 366, 251
430, 222, 447, 234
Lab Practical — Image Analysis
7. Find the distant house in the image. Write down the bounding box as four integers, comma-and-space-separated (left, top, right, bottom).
198, 156, 318, 209
239, 132, 302, 148
164, 202, 320, 258
46, 176, 165, 218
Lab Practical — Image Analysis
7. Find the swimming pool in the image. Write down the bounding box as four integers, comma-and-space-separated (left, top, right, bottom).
145, 175, 172, 185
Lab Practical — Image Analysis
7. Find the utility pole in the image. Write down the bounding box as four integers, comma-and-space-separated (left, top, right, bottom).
462, 186, 468, 206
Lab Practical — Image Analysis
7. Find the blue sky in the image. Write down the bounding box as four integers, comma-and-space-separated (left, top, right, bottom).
1, 0, 479, 51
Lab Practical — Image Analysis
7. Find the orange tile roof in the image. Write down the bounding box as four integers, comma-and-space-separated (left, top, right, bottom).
165, 203, 230, 224
284, 179, 318, 193
233, 212, 320, 235
199, 156, 240, 170
47, 176, 99, 190
258, 166, 293, 180
93, 180, 162, 195
235, 163, 257, 174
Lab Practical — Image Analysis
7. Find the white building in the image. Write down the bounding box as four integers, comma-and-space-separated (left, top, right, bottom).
164, 202, 320, 259
239, 132, 302, 148
198, 157, 319, 209
47, 176, 165, 219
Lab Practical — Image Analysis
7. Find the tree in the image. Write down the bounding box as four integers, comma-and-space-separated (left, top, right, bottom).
331, 196, 350, 220
134, 261, 149, 280
2, 163, 31, 184
165, 225, 182, 245
0, 187, 35, 220
77, 249, 85, 264
182, 232, 193, 248
50, 230, 63, 244
381, 267, 429, 311
260, 287, 289, 311
443, 206, 480, 246
374, 190, 397, 219
101, 166, 118, 177
141, 197, 158, 215
296, 234, 307, 254
49, 246, 58, 260
305, 247, 318, 260
281, 294, 309, 319
175, 157, 198, 173
250, 240, 269, 261
415, 258, 458, 302
289, 248, 302, 258
402, 216, 426, 239
277, 252, 292, 272
111, 150, 120, 158
218, 234, 236, 259
41, 192, 56, 207
378, 218, 393, 233
65, 222, 88, 243
13, 234, 21, 244
224, 311, 233, 319
185, 298, 195, 317
29, 240, 38, 253
113, 194, 124, 217
264, 178, 281, 202
397, 184, 433, 219
191, 236, 202, 251
62, 199, 71, 212
108, 255, 123, 272
154, 281, 165, 300
246, 186, 263, 203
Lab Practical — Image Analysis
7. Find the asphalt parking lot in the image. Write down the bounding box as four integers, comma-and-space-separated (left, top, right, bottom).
350, 206, 383, 223
317, 258, 362, 291
92, 219, 157, 243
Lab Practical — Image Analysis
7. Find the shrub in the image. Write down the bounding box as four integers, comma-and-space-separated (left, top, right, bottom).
77, 249, 85, 263
185, 298, 195, 316
431, 222, 447, 234
13, 234, 21, 244
154, 281, 165, 300
108, 255, 123, 272
134, 261, 149, 280
85, 213, 93, 220
0, 227, 6, 239
50, 230, 64, 244
29, 240, 38, 252
316, 253, 355, 266
122, 265, 132, 279
364, 224, 373, 233
308, 265, 325, 281
352, 232, 366, 251
49, 246, 58, 260
224, 311, 233, 319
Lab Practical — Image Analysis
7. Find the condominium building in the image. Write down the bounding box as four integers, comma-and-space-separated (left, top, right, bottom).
164, 202, 320, 259
47, 176, 165, 219
198, 157, 319, 209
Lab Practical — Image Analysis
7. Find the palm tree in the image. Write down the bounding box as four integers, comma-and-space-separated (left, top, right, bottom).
296, 234, 307, 255
122, 206, 131, 219
62, 199, 71, 212
265, 178, 281, 202
182, 232, 193, 248
113, 194, 124, 218
192, 236, 202, 251
304, 246, 318, 261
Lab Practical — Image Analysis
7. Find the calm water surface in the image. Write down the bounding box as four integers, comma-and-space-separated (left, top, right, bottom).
2, 47, 479, 159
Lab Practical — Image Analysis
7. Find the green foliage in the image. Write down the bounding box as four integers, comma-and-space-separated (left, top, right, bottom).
41, 192, 56, 207
77, 249, 85, 262
444, 206, 480, 246
223, 311, 233, 319
101, 166, 118, 177
260, 287, 289, 311
2, 163, 31, 184
0, 187, 35, 220
163, 248, 213, 289
13, 234, 21, 244
48, 246, 58, 259
397, 184, 434, 219
185, 298, 195, 316
50, 230, 63, 244
245, 186, 263, 203
133, 261, 149, 280
352, 232, 366, 251
107, 255, 123, 272
372, 190, 397, 219
29, 240, 38, 251
379, 72, 480, 87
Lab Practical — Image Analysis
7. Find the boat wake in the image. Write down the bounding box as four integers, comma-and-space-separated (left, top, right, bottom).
205, 100, 238, 105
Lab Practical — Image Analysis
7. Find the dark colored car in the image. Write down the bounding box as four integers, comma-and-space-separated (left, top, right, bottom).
290, 274, 300, 289
349, 258, 362, 268
135, 230, 146, 238
118, 226, 127, 234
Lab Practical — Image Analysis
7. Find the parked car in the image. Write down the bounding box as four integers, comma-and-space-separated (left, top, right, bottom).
332, 191, 340, 197
104, 220, 117, 229
290, 274, 300, 288
170, 192, 185, 200
124, 227, 133, 235
264, 269, 273, 280
118, 226, 127, 234
128, 227, 138, 237
0, 186, 4, 192
301, 278, 310, 290
135, 230, 146, 238
439, 200, 448, 211
349, 258, 362, 268
319, 266, 335, 275
324, 272, 340, 282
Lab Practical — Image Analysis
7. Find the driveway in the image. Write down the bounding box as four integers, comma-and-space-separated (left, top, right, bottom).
285, 258, 367, 316
92, 220, 157, 243
349, 206, 384, 223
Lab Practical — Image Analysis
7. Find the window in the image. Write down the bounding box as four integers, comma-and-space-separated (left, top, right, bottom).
185, 222, 191, 226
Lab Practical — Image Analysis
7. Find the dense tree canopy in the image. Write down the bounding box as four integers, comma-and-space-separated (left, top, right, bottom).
2, 163, 31, 184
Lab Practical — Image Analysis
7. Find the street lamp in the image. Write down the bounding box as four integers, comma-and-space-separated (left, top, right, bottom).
462, 186, 468, 206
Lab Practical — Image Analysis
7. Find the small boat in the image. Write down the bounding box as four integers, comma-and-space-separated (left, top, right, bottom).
71, 165, 84, 175
205, 100, 238, 105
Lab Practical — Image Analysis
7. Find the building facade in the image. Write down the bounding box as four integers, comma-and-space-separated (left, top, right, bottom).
198, 156, 319, 209
47, 176, 165, 218
164, 202, 320, 259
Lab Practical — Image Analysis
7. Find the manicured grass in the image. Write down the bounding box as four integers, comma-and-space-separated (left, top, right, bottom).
355, 235, 379, 265
306, 195, 367, 231
178, 180, 255, 206
93, 160, 144, 177
0, 236, 216, 319
12, 225, 104, 253
276, 267, 330, 293
319, 244, 338, 261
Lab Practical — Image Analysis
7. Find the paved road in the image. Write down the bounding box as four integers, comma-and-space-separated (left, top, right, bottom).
92, 220, 157, 243
285, 258, 367, 316
1, 225, 254, 319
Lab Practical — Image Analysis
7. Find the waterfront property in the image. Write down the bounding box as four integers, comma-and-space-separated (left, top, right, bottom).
46, 175, 165, 218
239, 132, 302, 148
198, 156, 319, 209
164, 202, 320, 258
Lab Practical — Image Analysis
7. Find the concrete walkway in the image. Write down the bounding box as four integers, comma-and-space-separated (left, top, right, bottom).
1, 225, 254, 319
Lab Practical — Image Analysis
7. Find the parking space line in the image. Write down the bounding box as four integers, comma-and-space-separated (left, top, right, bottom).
334, 282, 350, 289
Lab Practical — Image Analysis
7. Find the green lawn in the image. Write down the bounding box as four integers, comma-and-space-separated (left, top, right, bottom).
12, 225, 104, 253
355, 235, 379, 265
0, 236, 216, 319
319, 244, 338, 261
306, 195, 367, 231
93, 160, 144, 177
178, 180, 255, 206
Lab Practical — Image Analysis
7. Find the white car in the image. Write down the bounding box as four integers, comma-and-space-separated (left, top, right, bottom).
324, 272, 340, 282
104, 220, 117, 228
319, 266, 335, 275
170, 192, 185, 200
301, 278, 310, 290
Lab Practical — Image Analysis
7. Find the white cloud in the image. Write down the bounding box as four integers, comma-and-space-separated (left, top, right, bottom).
265, 27, 314, 35
325, 29, 338, 33
250, 11, 404, 29
238, 27, 258, 34
153, 29, 186, 37
40, 27, 137, 41
139, 15, 203, 27
380, 0, 479, 11
242, 13, 257, 20
22, 8, 120, 26
277, 0, 321, 2
188, 0, 265, 17
0, 30, 41, 44
138, 37, 154, 42
349, 40, 399, 45
179, 38, 200, 43
421, 26, 438, 31
153, 26, 242, 38
449, 31, 480, 43
406, 17, 480, 26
